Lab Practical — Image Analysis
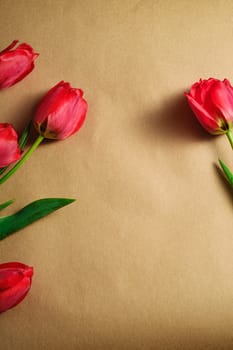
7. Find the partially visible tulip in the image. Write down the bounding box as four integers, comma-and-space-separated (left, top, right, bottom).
0, 262, 33, 313
0, 123, 21, 168
33, 81, 88, 140
0, 40, 39, 89
185, 78, 233, 135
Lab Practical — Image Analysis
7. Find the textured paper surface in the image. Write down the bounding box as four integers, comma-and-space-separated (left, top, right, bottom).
0, 1, 233, 349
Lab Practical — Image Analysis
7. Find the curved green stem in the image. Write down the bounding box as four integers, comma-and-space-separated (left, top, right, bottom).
226, 129, 233, 150
0, 134, 44, 185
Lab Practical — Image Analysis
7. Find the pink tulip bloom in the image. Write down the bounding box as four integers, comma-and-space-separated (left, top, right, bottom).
0, 40, 39, 89
0, 262, 33, 313
0, 123, 21, 168
33, 81, 88, 140
185, 78, 233, 134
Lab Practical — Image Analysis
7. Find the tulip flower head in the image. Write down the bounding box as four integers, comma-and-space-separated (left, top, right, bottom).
185, 78, 233, 135
186, 77, 233, 186
0, 40, 39, 89
0, 262, 33, 313
0, 123, 21, 168
34, 81, 88, 140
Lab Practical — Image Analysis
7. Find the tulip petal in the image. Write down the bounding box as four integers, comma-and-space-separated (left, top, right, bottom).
0, 263, 33, 313
185, 93, 220, 133
0, 268, 24, 290
47, 94, 87, 139
208, 80, 233, 122
62, 97, 87, 139
189, 78, 217, 104
0, 262, 33, 274
0, 275, 32, 312
0, 123, 21, 168
199, 79, 218, 107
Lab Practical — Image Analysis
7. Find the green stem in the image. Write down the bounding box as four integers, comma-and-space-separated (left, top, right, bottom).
226, 130, 233, 150
0, 134, 44, 185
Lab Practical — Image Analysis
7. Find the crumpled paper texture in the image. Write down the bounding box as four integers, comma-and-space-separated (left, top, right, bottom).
0, 1, 233, 349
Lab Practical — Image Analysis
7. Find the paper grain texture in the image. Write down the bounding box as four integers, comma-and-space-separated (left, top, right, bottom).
0, 1, 233, 349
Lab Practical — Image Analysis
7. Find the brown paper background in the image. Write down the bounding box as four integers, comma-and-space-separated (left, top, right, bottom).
0, 1, 233, 349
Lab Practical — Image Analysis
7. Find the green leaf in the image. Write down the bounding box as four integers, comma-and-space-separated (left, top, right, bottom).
0, 198, 75, 240
219, 159, 233, 186
0, 199, 15, 211
19, 121, 32, 150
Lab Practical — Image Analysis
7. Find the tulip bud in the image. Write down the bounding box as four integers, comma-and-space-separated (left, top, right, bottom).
185, 78, 233, 135
33, 81, 88, 140
0, 262, 33, 313
0, 123, 21, 168
0, 40, 39, 89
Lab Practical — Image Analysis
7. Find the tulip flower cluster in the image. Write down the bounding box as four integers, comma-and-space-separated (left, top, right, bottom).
185, 78, 233, 186
0, 40, 87, 313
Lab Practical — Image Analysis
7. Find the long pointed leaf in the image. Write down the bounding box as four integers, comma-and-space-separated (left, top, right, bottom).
219, 159, 233, 186
0, 199, 15, 211
0, 198, 75, 240
19, 121, 32, 150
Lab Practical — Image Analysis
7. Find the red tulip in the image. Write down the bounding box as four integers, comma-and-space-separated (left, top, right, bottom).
0, 123, 21, 168
33, 81, 87, 140
185, 78, 233, 135
0, 262, 33, 313
0, 40, 39, 89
